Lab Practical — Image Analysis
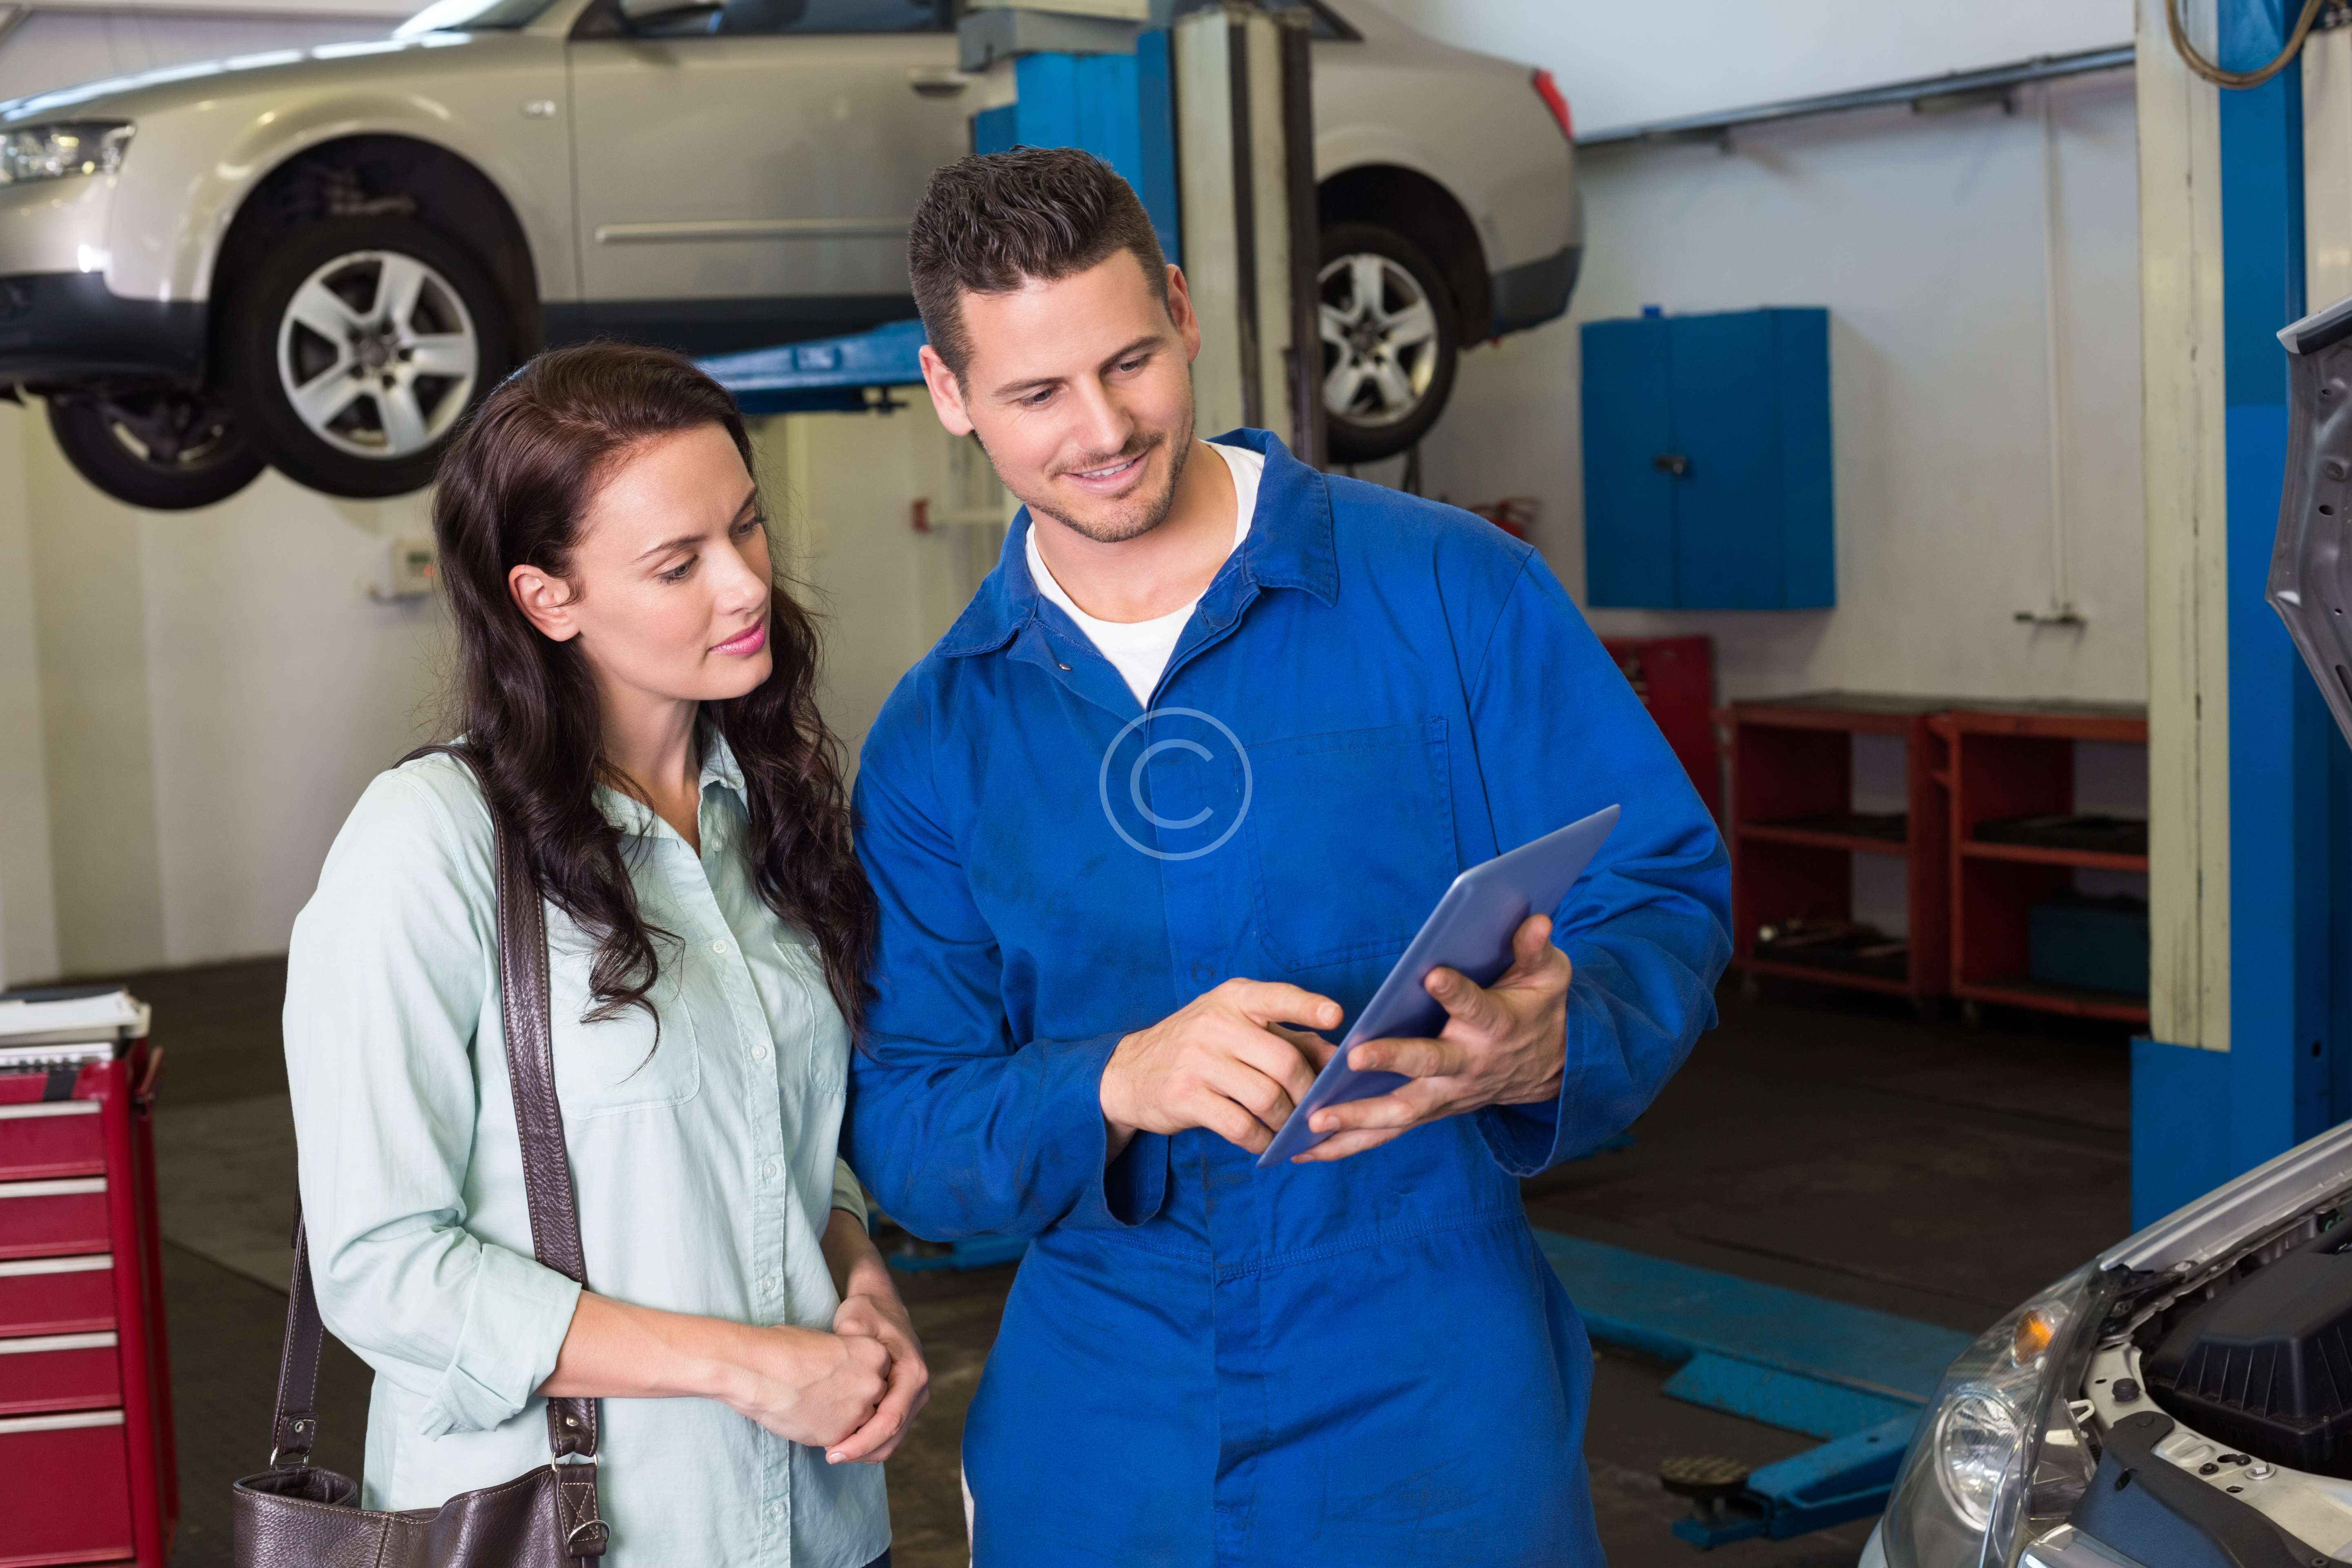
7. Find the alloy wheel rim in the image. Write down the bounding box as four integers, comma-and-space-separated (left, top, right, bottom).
1318, 251, 1439, 430
276, 249, 478, 460
99, 390, 240, 472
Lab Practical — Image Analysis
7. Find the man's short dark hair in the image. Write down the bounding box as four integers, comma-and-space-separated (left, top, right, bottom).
908, 147, 1170, 382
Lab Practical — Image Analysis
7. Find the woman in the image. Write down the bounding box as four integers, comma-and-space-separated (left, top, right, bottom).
283, 343, 923, 1568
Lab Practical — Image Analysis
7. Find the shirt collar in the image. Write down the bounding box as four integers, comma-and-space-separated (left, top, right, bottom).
594, 720, 744, 837
933, 426, 1339, 660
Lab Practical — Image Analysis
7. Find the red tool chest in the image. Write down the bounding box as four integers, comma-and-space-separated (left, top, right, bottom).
0, 1022, 176, 1568
1600, 635, 1721, 818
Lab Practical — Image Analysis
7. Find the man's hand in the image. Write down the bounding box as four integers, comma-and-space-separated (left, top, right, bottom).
824, 1288, 930, 1465
1292, 914, 1570, 1164
1101, 980, 1341, 1157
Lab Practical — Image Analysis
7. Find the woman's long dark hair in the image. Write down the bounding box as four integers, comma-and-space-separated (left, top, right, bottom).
431, 343, 874, 1034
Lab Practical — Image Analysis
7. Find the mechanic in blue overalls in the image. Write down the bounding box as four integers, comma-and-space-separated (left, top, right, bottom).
843, 147, 1731, 1566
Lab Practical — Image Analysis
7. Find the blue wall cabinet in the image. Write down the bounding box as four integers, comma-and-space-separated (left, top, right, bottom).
1580, 307, 1835, 610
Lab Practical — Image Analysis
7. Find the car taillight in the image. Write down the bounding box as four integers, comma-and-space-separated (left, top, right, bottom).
1533, 68, 1573, 143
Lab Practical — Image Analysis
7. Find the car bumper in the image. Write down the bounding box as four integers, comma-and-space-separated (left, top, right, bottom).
1862, 1515, 2152, 1567
1490, 243, 1581, 336
0, 272, 205, 385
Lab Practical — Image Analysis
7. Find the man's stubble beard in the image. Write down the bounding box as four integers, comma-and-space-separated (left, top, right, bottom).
987, 400, 1198, 546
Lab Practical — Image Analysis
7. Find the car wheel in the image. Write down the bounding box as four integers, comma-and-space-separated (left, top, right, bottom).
47, 386, 265, 510
224, 216, 514, 499
1318, 221, 1459, 464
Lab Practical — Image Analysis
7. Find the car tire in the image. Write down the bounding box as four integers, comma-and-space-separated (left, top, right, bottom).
223, 216, 514, 499
1318, 221, 1460, 464
47, 387, 265, 511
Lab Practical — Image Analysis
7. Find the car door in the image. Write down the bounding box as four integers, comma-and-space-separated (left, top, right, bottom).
564, 0, 969, 353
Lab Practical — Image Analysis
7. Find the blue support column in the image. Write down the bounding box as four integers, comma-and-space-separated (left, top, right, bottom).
2220, 0, 2337, 1175
2134, 0, 2350, 1225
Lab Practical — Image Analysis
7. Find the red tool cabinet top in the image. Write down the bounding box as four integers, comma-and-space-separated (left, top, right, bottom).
0, 1002, 177, 1568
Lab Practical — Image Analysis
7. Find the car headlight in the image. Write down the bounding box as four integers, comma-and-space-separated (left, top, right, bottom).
1935, 1391, 2024, 1530
1880, 1263, 2116, 1568
0, 123, 133, 187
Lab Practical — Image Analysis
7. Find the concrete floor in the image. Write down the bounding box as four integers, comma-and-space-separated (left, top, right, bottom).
122, 957, 2130, 1568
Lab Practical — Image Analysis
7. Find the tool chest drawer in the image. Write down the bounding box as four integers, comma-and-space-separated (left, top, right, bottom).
0, 1408, 137, 1566
0, 1255, 111, 1336
0, 1179, 109, 1260
0, 1102, 103, 1181
0, 1330, 120, 1416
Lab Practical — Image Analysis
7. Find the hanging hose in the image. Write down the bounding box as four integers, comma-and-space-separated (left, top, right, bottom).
2167, 0, 2330, 89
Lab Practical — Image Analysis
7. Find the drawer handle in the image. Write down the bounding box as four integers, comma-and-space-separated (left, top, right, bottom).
0, 1408, 123, 1434
0, 1254, 110, 1278
0, 1101, 99, 1121
0, 1330, 116, 1354
0, 1177, 104, 1198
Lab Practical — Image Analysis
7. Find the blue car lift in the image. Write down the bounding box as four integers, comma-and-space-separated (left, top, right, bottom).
1536, 1232, 1970, 1547
698, 317, 927, 416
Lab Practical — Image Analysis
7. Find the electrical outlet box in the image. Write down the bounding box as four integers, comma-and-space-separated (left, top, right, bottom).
371, 536, 438, 602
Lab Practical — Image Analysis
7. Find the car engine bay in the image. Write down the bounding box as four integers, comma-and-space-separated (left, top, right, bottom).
2057, 1200, 2352, 1565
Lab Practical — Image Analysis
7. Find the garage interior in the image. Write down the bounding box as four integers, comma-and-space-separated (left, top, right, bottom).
2, 0, 2346, 1566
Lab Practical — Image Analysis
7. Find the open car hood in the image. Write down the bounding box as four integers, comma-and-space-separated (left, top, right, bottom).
2272, 292, 2352, 746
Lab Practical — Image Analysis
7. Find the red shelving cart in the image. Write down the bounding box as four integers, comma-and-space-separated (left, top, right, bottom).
1720, 692, 1951, 1006
1601, 635, 1719, 819
1935, 703, 2150, 1026
0, 1017, 177, 1568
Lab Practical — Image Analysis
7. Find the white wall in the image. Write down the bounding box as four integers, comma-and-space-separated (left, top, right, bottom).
5, 423, 449, 981
1382, 13, 2147, 708
1376, 0, 2134, 138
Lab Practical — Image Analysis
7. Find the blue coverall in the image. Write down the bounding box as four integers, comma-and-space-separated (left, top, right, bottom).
844, 429, 1731, 1566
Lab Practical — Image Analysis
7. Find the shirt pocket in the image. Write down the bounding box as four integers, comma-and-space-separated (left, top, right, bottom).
774, 932, 849, 1101
1246, 718, 1459, 972
544, 930, 703, 1118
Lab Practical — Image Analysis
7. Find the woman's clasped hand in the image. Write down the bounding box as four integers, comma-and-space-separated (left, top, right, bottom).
717, 1213, 930, 1464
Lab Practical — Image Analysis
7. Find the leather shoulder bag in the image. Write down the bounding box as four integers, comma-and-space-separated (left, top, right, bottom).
233, 749, 611, 1566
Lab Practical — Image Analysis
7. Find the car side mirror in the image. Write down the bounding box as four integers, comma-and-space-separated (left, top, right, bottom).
616, 0, 726, 30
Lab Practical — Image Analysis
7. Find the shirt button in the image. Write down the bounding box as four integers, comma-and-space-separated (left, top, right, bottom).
712, 938, 731, 955
751, 1042, 771, 1063
760, 1158, 781, 1183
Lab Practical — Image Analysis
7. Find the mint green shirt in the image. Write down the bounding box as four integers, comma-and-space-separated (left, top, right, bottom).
283, 738, 887, 1568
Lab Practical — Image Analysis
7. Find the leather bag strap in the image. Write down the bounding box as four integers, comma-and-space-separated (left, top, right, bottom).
265, 743, 608, 1558
265, 1214, 325, 1467
486, 777, 600, 1463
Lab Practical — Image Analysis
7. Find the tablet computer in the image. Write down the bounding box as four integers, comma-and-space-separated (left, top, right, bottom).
1256, 804, 1620, 1168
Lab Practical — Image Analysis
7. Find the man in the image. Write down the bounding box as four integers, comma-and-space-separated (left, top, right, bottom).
844, 147, 1728, 1565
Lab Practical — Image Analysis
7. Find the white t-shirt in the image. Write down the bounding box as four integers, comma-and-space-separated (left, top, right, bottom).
1027, 440, 1264, 706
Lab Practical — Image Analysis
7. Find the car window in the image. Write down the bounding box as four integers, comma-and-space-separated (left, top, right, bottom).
631, 0, 949, 36
395, 0, 557, 32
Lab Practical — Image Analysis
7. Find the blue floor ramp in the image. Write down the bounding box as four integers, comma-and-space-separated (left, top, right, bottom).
1535, 1230, 1973, 1548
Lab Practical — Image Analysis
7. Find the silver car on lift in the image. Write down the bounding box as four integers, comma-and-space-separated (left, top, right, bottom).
0, 0, 1578, 508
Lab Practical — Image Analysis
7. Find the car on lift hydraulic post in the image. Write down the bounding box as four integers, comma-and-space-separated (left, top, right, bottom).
1858, 291, 2352, 1568
0, 0, 1579, 510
